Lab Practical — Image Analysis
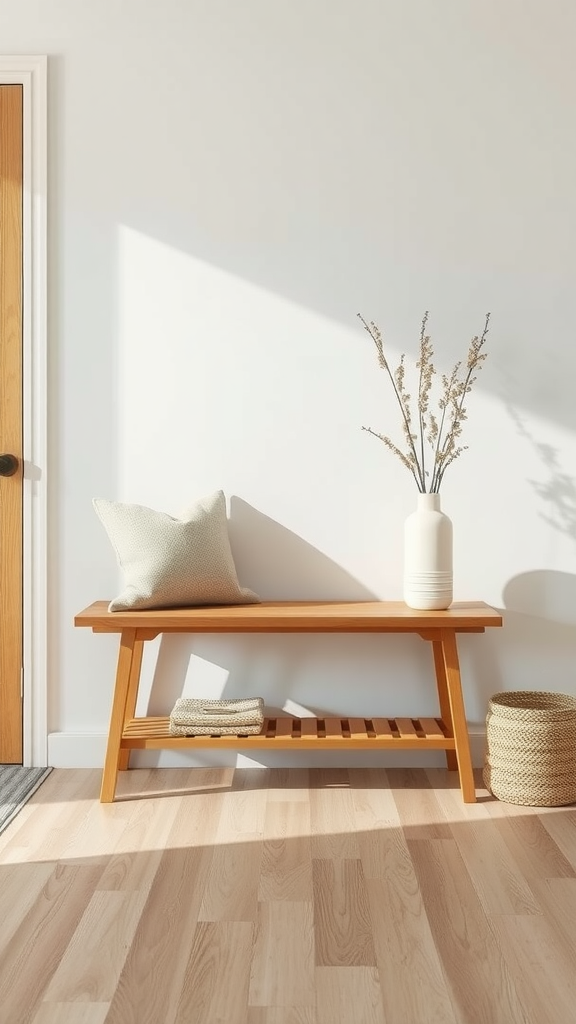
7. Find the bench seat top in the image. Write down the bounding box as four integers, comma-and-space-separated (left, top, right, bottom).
75, 600, 502, 634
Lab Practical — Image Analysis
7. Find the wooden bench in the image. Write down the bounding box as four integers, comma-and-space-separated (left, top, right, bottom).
74, 600, 502, 803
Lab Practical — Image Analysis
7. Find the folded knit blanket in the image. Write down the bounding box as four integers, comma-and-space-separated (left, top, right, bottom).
169, 697, 265, 736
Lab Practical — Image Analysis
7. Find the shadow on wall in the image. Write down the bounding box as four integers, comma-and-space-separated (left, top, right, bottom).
227, 496, 377, 601
497, 570, 576, 695
507, 405, 576, 543
143, 498, 385, 724
399, 570, 576, 725
504, 570, 576, 626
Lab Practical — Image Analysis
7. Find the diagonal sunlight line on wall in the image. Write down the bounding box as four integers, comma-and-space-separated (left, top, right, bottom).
117, 225, 575, 568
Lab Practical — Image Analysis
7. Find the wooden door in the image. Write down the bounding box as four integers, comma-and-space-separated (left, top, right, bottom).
0, 85, 23, 764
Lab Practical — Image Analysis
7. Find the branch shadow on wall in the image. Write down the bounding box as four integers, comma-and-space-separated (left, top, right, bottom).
481, 405, 576, 700
507, 404, 576, 546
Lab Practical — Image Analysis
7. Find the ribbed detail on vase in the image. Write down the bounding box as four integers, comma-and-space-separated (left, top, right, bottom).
403, 493, 453, 610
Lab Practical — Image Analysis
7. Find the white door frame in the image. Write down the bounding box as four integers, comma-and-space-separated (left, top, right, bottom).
0, 56, 48, 766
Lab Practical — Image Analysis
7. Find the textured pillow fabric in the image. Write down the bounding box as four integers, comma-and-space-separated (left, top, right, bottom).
93, 490, 260, 611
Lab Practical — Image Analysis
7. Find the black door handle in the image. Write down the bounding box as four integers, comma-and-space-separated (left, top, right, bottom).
0, 454, 19, 476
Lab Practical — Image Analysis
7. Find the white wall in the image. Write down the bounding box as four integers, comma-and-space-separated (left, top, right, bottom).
2, 0, 575, 767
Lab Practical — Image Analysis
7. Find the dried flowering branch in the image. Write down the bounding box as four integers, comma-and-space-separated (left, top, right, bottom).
358, 311, 490, 493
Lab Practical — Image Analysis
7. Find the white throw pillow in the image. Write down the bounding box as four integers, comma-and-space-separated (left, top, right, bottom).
93, 490, 260, 611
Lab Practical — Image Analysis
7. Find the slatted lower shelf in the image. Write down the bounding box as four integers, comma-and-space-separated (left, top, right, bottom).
121, 715, 455, 750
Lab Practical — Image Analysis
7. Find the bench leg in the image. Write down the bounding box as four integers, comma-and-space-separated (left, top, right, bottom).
100, 629, 138, 803
439, 629, 476, 803
117, 638, 144, 771
431, 639, 458, 771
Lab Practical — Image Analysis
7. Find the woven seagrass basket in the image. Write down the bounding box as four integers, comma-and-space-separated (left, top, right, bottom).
483, 690, 576, 806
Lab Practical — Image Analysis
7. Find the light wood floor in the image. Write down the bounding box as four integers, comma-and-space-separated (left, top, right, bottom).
1, 767, 575, 1024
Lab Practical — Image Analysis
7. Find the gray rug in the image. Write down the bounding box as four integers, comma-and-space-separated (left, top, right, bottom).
0, 765, 53, 837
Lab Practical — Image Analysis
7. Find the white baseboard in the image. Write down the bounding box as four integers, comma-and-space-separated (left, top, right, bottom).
48, 733, 107, 767
48, 729, 487, 770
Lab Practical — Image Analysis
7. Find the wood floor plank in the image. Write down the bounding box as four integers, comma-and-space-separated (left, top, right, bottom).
357, 822, 409, 883
0, 860, 56, 954
249, 902, 315, 1008
348, 767, 400, 832
116, 765, 234, 800
529, 878, 576, 958
0, 863, 106, 1024
348, 767, 412, 882
309, 769, 360, 859
259, 800, 313, 902
313, 859, 376, 967
168, 785, 227, 847
0, 770, 101, 862
248, 1010, 316, 1024
216, 768, 269, 839
537, 809, 576, 871
408, 838, 529, 1023
31, 1004, 110, 1024
367, 852, 458, 1024
351, 776, 453, 1022
315, 967, 384, 1024
388, 768, 452, 839
198, 837, 262, 921
59, 768, 194, 862
103, 796, 218, 1024
103, 846, 211, 1024
96, 774, 225, 896
487, 810, 576, 881
491, 912, 576, 1024
56, 801, 129, 861
428, 770, 541, 915
41, 889, 148, 1002
95, 791, 184, 893
265, 767, 311, 801
175, 921, 253, 1024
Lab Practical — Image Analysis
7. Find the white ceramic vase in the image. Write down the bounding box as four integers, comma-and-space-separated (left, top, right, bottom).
403, 492, 453, 610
